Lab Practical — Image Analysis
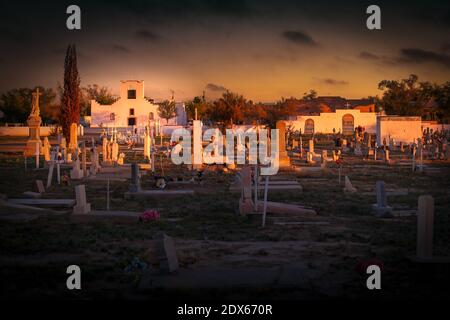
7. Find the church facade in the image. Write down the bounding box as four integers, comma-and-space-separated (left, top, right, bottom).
90, 80, 187, 128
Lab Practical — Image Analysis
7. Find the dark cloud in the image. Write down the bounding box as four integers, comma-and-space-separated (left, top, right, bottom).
359, 51, 380, 60
400, 48, 450, 68
282, 30, 318, 46
441, 43, 450, 53
106, 44, 132, 54
315, 78, 349, 86
205, 83, 228, 92
135, 29, 162, 42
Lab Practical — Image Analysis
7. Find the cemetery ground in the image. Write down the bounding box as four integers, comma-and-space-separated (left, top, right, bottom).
0, 140, 449, 300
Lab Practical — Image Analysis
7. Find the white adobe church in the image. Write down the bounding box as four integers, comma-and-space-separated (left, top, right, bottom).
90, 80, 187, 128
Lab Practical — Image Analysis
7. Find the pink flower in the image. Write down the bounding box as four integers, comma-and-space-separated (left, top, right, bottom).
140, 209, 160, 222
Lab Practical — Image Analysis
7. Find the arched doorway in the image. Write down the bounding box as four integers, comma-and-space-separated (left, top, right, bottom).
304, 119, 314, 134
342, 114, 354, 135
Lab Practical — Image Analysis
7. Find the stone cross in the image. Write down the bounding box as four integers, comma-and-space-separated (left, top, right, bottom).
73, 184, 91, 214
417, 195, 434, 259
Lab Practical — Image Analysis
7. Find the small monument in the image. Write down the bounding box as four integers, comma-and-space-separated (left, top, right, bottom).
24, 88, 43, 156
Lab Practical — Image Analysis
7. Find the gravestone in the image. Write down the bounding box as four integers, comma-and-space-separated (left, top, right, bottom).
129, 163, 141, 192
43, 137, 51, 161
354, 143, 363, 156
69, 123, 78, 151
344, 176, 357, 193
118, 152, 125, 165
321, 150, 328, 168
46, 151, 56, 188
417, 195, 434, 259
111, 141, 119, 163
82, 142, 88, 177
276, 121, 291, 167
309, 139, 314, 155
102, 137, 108, 163
60, 137, 67, 150
144, 128, 151, 160
35, 180, 45, 194
371, 181, 392, 217
306, 151, 314, 164
239, 166, 254, 215
153, 233, 179, 273
73, 184, 91, 214
70, 159, 83, 179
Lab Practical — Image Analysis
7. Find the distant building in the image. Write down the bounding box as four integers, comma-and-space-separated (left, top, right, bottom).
287, 109, 378, 135
284, 96, 374, 116
90, 80, 187, 128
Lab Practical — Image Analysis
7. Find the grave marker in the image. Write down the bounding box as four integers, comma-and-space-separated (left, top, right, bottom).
344, 176, 357, 193
154, 233, 179, 273
73, 184, 91, 214
371, 181, 392, 217
417, 195, 434, 259
129, 163, 141, 192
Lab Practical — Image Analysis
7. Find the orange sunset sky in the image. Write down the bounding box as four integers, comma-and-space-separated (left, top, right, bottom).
0, 0, 449, 102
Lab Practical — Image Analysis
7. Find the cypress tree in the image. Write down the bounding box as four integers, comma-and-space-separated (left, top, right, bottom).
60, 44, 81, 142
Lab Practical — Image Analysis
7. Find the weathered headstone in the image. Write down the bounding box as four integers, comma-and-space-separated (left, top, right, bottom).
416, 195, 434, 259
73, 184, 91, 214
372, 181, 392, 217
129, 163, 141, 192
46, 151, 56, 188
344, 176, 357, 193
321, 150, 328, 168
35, 180, 45, 194
70, 158, 83, 179
239, 166, 254, 214
153, 233, 179, 273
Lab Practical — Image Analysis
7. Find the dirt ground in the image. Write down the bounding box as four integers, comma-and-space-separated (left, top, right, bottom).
0, 143, 449, 300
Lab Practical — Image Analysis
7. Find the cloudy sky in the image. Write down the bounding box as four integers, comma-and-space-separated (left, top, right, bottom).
0, 0, 449, 101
